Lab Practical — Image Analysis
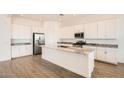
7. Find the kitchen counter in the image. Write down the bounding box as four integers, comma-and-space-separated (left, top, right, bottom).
57, 42, 118, 48
85, 43, 118, 48
42, 45, 94, 55
11, 43, 31, 46
41, 45, 95, 77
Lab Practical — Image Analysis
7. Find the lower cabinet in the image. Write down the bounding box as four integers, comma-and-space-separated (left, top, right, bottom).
11, 46, 20, 58
83, 46, 118, 64
12, 45, 32, 58
96, 47, 117, 64
96, 47, 106, 61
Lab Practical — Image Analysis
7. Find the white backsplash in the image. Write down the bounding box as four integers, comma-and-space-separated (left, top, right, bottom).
11, 39, 32, 44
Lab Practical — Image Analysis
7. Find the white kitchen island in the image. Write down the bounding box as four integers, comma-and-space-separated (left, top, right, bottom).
41, 45, 95, 78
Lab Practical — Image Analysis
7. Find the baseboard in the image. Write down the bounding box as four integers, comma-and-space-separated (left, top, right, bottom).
118, 61, 124, 64
95, 59, 118, 65
0, 58, 11, 62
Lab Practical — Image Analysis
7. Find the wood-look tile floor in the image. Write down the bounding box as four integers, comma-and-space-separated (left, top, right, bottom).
0, 55, 124, 78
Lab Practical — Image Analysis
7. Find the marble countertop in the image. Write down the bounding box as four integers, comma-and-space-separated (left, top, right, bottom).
11, 43, 31, 46
41, 45, 95, 55
57, 42, 118, 48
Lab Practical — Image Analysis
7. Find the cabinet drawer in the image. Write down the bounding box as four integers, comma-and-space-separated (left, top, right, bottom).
96, 47, 117, 64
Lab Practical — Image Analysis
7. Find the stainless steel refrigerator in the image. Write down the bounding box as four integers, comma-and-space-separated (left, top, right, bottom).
33, 33, 45, 55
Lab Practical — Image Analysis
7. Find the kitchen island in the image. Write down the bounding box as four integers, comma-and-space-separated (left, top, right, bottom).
41, 45, 95, 78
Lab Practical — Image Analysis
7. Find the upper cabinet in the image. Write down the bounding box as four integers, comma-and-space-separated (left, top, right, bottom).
12, 24, 32, 39
60, 25, 84, 39
98, 19, 117, 39
97, 21, 106, 39
59, 18, 117, 40
84, 22, 98, 39
60, 26, 74, 38
106, 19, 117, 39
74, 24, 84, 33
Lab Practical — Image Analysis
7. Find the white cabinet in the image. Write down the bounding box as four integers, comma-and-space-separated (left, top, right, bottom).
12, 45, 32, 58
11, 46, 20, 58
98, 19, 117, 39
84, 22, 98, 39
106, 19, 116, 39
106, 48, 117, 64
74, 25, 84, 33
12, 24, 32, 39
96, 47, 106, 61
19, 46, 27, 57
12, 24, 21, 39
61, 26, 74, 38
98, 21, 107, 39
96, 47, 117, 64
25, 45, 33, 55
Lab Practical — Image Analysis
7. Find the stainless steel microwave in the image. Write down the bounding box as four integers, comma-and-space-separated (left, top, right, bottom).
74, 32, 84, 38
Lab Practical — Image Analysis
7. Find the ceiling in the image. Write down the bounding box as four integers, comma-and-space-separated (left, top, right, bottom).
12, 14, 121, 26
12, 14, 91, 21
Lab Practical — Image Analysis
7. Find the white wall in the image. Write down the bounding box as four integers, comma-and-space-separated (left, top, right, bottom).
0, 15, 11, 61
117, 16, 124, 63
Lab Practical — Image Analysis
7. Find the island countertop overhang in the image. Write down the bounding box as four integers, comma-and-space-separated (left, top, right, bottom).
40, 45, 95, 55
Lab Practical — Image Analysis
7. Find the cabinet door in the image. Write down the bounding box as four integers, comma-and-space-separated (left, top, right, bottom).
12, 24, 21, 39
61, 26, 74, 38
74, 25, 84, 33
12, 24, 31, 39
98, 21, 107, 39
20, 25, 31, 39
106, 48, 117, 64
98, 19, 117, 39
25, 45, 33, 55
11, 46, 20, 58
85, 22, 97, 39
96, 47, 106, 61
19, 46, 26, 57
106, 19, 117, 39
